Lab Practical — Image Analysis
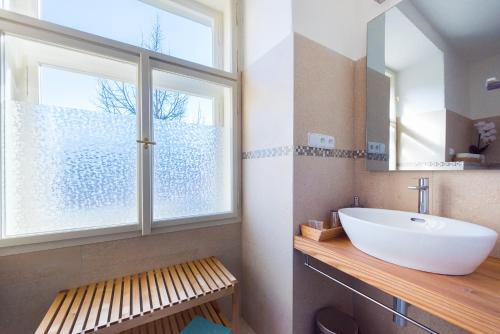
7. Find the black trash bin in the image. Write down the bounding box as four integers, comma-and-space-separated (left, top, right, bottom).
316, 307, 359, 334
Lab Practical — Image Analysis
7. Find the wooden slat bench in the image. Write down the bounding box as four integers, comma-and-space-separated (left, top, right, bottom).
35, 257, 239, 334
120, 301, 229, 334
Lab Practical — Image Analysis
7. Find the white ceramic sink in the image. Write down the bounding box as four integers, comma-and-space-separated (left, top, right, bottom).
338, 208, 498, 275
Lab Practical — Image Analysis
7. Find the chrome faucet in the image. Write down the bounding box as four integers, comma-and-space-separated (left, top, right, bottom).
408, 177, 429, 214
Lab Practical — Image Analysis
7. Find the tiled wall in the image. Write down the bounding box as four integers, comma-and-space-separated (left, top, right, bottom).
292, 33, 356, 334
0, 223, 241, 334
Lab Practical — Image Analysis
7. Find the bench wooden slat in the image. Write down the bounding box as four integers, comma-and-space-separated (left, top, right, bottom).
206, 258, 232, 287
154, 268, 169, 306
187, 308, 196, 320
48, 288, 77, 334
206, 302, 222, 324
131, 274, 141, 318
183, 309, 192, 325
176, 312, 185, 329
161, 267, 179, 304
180, 263, 204, 297
72, 283, 96, 334
97, 279, 115, 328
85, 281, 106, 331
199, 259, 225, 290
198, 303, 213, 324
35, 291, 66, 334
154, 318, 163, 334
121, 276, 131, 320
147, 271, 161, 311
140, 273, 151, 314
193, 260, 218, 291
186, 261, 212, 295
168, 266, 187, 301
60, 286, 87, 334
219, 311, 230, 327
174, 264, 196, 299
161, 317, 171, 334
193, 306, 204, 319
211, 257, 237, 283
169, 315, 179, 334
110, 278, 123, 325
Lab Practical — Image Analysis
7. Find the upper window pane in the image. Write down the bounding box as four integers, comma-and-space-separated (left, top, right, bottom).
4, 0, 229, 69
152, 68, 234, 221
2, 35, 138, 237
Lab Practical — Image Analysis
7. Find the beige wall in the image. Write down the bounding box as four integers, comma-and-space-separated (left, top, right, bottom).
471, 115, 500, 164
292, 34, 355, 334
353, 57, 500, 334
0, 223, 241, 334
446, 110, 474, 160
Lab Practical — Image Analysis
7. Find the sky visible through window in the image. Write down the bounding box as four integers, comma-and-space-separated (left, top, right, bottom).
41, 0, 213, 66
39, 0, 215, 125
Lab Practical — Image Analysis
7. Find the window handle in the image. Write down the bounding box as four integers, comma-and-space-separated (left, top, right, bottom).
136, 137, 156, 149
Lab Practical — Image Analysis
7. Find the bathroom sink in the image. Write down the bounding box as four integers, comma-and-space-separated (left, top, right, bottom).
338, 208, 498, 275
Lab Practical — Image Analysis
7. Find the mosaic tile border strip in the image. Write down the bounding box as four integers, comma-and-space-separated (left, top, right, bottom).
241, 146, 294, 159
242, 146, 467, 171
242, 146, 367, 160
294, 146, 365, 159
397, 161, 464, 170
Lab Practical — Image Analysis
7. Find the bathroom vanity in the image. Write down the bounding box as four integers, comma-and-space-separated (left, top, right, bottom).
294, 236, 500, 334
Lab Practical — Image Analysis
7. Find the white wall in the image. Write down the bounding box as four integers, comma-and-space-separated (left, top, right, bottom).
242, 0, 292, 68
469, 53, 500, 120
396, 55, 445, 117
396, 1, 470, 118
292, 0, 360, 60
292, 0, 402, 61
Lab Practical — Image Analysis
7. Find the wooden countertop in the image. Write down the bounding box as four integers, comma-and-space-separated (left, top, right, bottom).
294, 235, 500, 334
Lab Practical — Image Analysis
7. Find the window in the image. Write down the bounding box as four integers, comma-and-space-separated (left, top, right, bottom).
0, 0, 238, 248
3, 0, 234, 71
3, 36, 138, 237
151, 67, 233, 222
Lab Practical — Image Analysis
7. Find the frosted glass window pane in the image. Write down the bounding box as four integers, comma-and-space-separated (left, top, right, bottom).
3, 36, 138, 237
152, 69, 232, 221
4, 0, 215, 68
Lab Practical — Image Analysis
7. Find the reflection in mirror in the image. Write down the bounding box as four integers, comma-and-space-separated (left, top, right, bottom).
367, 0, 500, 171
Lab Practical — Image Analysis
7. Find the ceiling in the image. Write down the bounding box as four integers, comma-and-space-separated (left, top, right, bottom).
409, 0, 500, 62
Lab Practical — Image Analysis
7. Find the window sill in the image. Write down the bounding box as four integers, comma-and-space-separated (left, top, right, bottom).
0, 217, 241, 256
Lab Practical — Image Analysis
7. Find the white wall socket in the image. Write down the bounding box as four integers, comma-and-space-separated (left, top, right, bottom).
308, 133, 335, 149
368, 141, 386, 154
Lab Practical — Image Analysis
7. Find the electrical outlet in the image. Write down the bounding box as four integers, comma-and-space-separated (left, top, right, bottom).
368, 141, 385, 154
308, 133, 335, 149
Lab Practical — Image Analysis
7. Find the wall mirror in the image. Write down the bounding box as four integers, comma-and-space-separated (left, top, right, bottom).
367, 0, 500, 171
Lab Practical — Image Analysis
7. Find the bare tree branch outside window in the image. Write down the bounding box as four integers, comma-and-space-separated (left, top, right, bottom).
96, 17, 188, 120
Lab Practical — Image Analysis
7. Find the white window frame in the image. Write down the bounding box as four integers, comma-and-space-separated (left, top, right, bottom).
0, 3, 240, 255
141, 0, 226, 69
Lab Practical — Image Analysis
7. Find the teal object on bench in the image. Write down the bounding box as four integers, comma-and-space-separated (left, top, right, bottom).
180, 316, 232, 334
